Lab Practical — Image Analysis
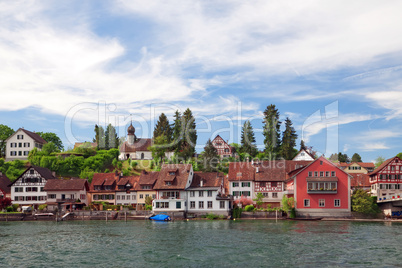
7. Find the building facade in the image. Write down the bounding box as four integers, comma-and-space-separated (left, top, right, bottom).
5, 128, 47, 161
0, 172, 11, 199
44, 178, 89, 210
211, 135, 235, 158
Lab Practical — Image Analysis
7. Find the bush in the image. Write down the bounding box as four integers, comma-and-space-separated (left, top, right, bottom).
145, 204, 152, 210
38, 204, 47, 211
131, 161, 138, 169
206, 213, 218, 220
233, 207, 242, 218
12, 204, 19, 211
244, 205, 255, 212
6, 206, 13, 212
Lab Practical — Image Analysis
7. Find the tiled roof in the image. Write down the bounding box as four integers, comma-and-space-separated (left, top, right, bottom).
153, 164, 192, 190
44, 178, 88, 191
120, 139, 152, 153
350, 173, 370, 188
369, 157, 397, 176
11, 129, 47, 144
337, 162, 375, 169
32, 166, 56, 179
0, 173, 11, 194
190, 172, 224, 188
116, 176, 139, 192
228, 162, 255, 181
137, 170, 159, 188
90, 173, 118, 191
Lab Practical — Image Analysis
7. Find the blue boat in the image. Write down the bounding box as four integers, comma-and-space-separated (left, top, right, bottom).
149, 214, 171, 221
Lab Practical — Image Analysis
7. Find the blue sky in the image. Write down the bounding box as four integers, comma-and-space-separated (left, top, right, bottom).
1, 0, 402, 162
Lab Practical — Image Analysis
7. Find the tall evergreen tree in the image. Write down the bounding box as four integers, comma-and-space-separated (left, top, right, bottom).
105, 124, 119, 150
338, 152, 350, 163
300, 139, 306, 150
281, 117, 298, 160
93, 125, 99, 145
351, 153, 362, 162
153, 113, 172, 143
263, 104, 281, 158
202, 139, 219, 172
97, 126, 105, 150
172, 110, 183, 153
180, 108, 197, 159
240, 120, 257, 157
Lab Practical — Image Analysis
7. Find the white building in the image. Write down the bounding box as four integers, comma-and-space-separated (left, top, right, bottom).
10, 166, 55, 208
292, 148, 315, 161
44, 178, 89, 210
187, 172, 232, 216
228, 162, 255, 200
115, 176, 139, 206
5, 128, 47, 161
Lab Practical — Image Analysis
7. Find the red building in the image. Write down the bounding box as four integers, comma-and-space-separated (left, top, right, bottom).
0, 172, 11, 199
287, 156, 351, 217
211, 135, 235, 158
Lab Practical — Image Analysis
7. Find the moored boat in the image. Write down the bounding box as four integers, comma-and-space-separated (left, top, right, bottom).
149, 214, 171, 221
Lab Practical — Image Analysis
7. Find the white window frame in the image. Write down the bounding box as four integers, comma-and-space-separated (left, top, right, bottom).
304, 199, 310, 207
319, 199, 325, 207
334, 199, 340, 207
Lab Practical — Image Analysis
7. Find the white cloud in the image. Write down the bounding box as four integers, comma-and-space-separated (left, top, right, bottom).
359, 142, 390, 152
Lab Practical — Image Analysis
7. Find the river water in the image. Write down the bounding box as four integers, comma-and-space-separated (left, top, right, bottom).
0, 220, 401, 267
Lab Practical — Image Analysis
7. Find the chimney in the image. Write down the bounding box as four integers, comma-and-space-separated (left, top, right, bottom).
256, 167, 259, 173
200, 180, 203, 187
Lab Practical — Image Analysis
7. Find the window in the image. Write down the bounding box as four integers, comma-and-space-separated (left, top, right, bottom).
308, 172, 312, 177
314, 172, 318, 177
232, 191, 240, 197
232, 182, 239, 187
190, 191, 195, 197
10, 151, 16, 156
319, 199, 325, 207
152, 194, 156, 199
19, 143, 22, 147
272, 193, 278, 198
190, 201, 195, 209
260, 182, 266, 187
242, 182, 250, 187
320, 172, 324, 177
140, 194, 143, 199
271, 182, 277, 187
145, 194, 149, 198
325, 171, 330, 177
331, 171, 336, 177
208, 201, 213, 209
220, 201, 225, 209
199, 191, 204, 197
391, 166, 396, 171
48, 194, 56, 199
207, 190, 213, 197
262, 192, 269, 197
169, 171, 175, 175
301, 153, 305, 156
14, 187, 23, 192
165, 181, 171, 186
334, 199, 340, 207
40, 187, 44, 192
199, 201, 204, 209
80, 194, 86, 200
24, 142, 30, 147
176, 202, 181, 209
24, 151, 29, 156
304, 199, 310, 207
320, 161, 323, 165
18, 151, 22, 156
240, 191, 250, 197
142, 185, 151, 190
121, 195, 125, 200
126, 195, 130, 200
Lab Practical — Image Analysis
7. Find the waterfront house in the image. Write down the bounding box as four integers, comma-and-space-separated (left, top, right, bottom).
253, 160, 311, 208
211, 135, 236, 158
116, 176, 139, 207
0, 172, 11, 199
187, 172, 232, 216
286, 156, 351, 217
44, 178, 89, 210
5, 128, 47, 161
9, 166, 55, 209
88, 172, 119, 205
369, 156, 402, 201
135, 170, 158, 207
337, 162, 375, 174
152, 164, 193, 212
228, 162, 255, 200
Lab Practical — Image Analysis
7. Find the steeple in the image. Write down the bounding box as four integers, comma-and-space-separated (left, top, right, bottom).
127, 121, 135, 145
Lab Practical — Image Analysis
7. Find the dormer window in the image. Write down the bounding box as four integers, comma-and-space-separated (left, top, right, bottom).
165, 181, 172, 186
30, 169, 34, 174
169, 172, 175, 176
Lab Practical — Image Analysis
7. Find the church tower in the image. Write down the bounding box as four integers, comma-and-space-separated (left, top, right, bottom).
127, 122, 135, 145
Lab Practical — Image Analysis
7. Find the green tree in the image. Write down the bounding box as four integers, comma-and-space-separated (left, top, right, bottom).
0, 124, 14, 158
338, 152, 350, 163
105, 124, 119, 150
328, 153, 338, 162
149, 135, 169, 162
41, 142, 59, 155
351, 189, 380, 214
36, 132, 63, 151
253, 192, 264, 208
282, 195, 296, 218
179, 108, 197, 160
153, 113, 172, 143
300, 139, 306, 150
93, 124, 99, 145
351, 153, 362, 162
240, 121, 257, 157
375, 156, 385, 168
97, 126, 105, 149
263, 104, 281, 159
202, 139, 219, 172
281, 117, 298, 160
171, 110, 183, 153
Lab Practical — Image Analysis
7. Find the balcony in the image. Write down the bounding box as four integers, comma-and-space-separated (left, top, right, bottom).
307, 189, 337, 194
56, 198, 76, 203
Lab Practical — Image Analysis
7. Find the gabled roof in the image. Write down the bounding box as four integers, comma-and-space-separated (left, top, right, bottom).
228, 162, 254, 181
120, 138, 152, 153
44, 178, 89, 191
292, 148, 315, 161
254, 161, 312, 182
6, 128, 47, 144
190, 172, 224, 188
137, 170, 159, 188
369, 157, 399, 176
0, 173, 11, 194
289, 156, 353, 180
90, 173, 119, 191
9, 166, 56, 187
350, 173, 370, 188
337, 162, 375, 169
116, 176, 139, 191
153, 164, 192, 190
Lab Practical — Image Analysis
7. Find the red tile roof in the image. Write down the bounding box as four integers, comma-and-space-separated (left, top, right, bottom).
116, 176, 139, 192
190, 172, 224, 188
337, 162, 375, 169
90, 173, 119, 191
120, 139, 152, 153
44, 178, 89, 191
228, 162, 255, 181
350, 173, 370, 188
6, 128, 47, 144
0, 173, 11, 194
153, 164, 192, 190
369, 157, 398, 176
137, 170, 159, 189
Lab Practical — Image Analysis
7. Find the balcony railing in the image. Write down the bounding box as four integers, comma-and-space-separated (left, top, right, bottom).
307, 189, 337, 194
56, 198, 76, 203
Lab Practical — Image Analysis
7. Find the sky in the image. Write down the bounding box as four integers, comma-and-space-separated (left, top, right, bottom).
1, 0, 402, 162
